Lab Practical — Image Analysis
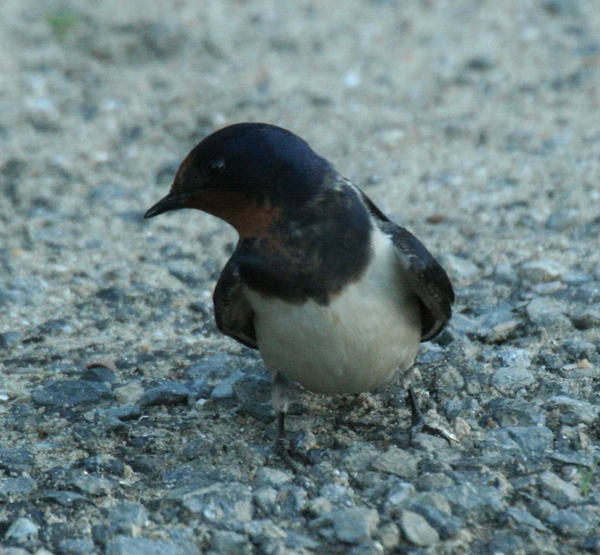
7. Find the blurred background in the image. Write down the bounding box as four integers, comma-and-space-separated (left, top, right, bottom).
1, 1, 600, 553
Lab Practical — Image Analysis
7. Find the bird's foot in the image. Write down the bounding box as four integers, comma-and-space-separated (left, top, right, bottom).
276, 433, 313, 472
407, 386, 457, 446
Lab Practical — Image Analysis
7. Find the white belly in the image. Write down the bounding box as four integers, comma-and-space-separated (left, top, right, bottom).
245, 230, 422, 394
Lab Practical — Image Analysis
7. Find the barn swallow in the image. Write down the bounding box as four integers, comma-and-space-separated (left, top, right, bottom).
145, 122, 454, 467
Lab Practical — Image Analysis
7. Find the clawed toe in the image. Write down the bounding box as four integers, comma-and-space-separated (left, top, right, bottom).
407, 386, 457, 446
276, 433, 313, 471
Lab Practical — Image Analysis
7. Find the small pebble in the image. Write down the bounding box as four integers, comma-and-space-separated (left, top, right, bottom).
57, 538, 96, 555
139, 383, 189, 406
175, 482, 253, 527
519, 259, 566, 283
253, 466, 292, 488
210, 530, 253, 555
108, 501, 149, 535
370, 446, 420, 480
538, 471, 582, 508
105, 535, 199, 555
399, 510, 439, 546
4, 517, 39, 542
332, 507, 380, 544
546, 510, 591, 537
491, 366, 534, 395
33, 379, 112, 409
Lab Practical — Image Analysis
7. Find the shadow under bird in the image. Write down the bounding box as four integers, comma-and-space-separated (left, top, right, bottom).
145, 122, 455, 467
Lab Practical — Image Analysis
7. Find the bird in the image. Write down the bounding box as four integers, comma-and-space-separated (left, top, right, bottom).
144, 122, 455, 467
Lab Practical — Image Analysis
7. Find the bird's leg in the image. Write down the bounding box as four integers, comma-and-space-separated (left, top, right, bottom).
272, 373, 312, 469
407, 385, 454, 446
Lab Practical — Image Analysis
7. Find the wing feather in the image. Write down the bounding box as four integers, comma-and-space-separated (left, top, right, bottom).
359, 190, 455, 341
213, 255, 258, 349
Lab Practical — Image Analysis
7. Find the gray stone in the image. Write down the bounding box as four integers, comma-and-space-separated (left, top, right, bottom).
0, 476, 37, 498
253, 466, 292, 488
284, 531, 320, 550
399, 510, 439, 546
546, 510, 591, 537
563, 339, 597, 361
450, 313, 480, 337
499, 348, 532, 368
409, 492, 453, 515
410, 433, 450, 453
545, 395, 598, 425
526, 297, 572, 331
108, 501, 149, 535
0, 331, 22, 349
508, 426, 554, 463
306, 496, 333, 517
210, 530, 252, 555
69, 473, 115, 496
319, 482, 355, 506
33, 379, 112, 408
332, 507, 380, 544
408, 503, 464, 539
253, 486, 278, 515
278, 484, 308, 514
232, 373, 271, 404
519, 259, 566, 283
488, 531, 526, 555
435, 367, 464, 390
376, 522, 400, 550
493, 263, 519, 284
444, 254, 479, 281
485, 398, 545, 428
57, 538, 96, 555
106, 536, 199, 555
491, 366, 534, 394
4, 517, 39, 542
504, 507, 549, 532
185, 377, 213, 399
176, 482, 253, 528
186, 354, 241, 380
441, 483, 506, 521
44, 490, 87, 506
570, 305, 600, 330
347, 541, 385, 555
529, 498, 558, 520
538, 471, 582, 507
384, 481, 415, 510
181, 438, 216, 461
475, 307, 521, 342
370, 446, 420, 480
211, 370, 245, 400
414, 472, 456, 491
340, 443, 383, 471
37, 317, 73, 336
579, 537, 600, 552
99, 405, 142, 431
140, 383, 189, 406
236, 401, 275, 423
81, 365, 117, 384
480, 429, 522, 466
242, 519, 287, 554
0, 547, 30, 555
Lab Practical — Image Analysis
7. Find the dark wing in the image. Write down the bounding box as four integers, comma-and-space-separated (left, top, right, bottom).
213, 255, 258, 349
360, 191, 455, 341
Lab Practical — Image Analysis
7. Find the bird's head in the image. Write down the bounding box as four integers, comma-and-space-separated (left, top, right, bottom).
144, 123, 331, 237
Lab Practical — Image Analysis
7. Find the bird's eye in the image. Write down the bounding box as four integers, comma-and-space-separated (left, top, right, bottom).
206, 158, 226, 177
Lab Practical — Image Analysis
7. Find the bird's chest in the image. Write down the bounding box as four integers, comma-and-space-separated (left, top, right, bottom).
245, 233, 422, 394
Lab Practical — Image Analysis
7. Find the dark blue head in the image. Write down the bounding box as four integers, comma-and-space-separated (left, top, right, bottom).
144, 123, 332, 236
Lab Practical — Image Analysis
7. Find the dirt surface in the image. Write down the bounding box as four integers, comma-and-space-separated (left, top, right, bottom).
1, 1, 600, 554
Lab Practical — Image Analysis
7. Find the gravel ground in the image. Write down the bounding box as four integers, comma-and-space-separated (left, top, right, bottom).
1, 0, 600, 554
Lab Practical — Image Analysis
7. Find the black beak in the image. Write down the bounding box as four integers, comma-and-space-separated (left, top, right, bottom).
144, 191, 190, 219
